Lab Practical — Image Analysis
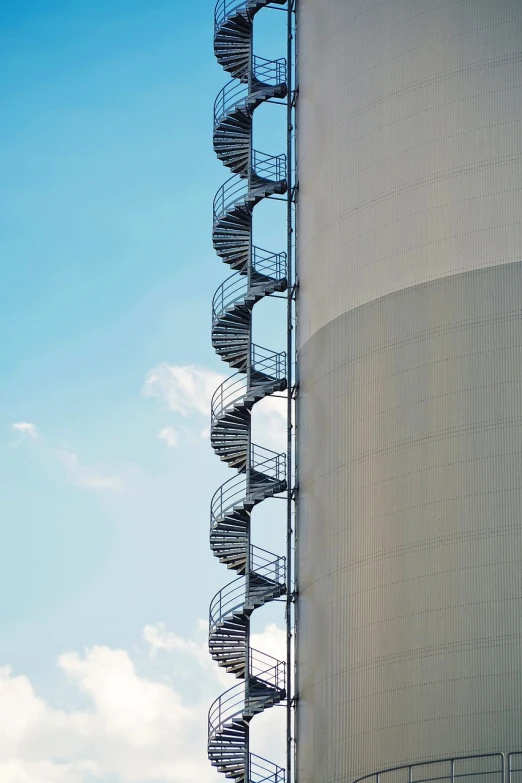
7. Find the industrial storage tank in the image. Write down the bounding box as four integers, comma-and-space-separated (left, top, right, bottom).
296, 2, 522, 782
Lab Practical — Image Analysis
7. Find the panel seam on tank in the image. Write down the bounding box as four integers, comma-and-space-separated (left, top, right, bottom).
298, 417, 522, 486
297, 86, 522, 162
334, 670, 522, 707
304, 528, 522, 590
332, 19, 522, 87
323, 157, 522, 221
339, 706, 522, 739
301, 317, 522, 391
303, 185, 522, 266
329, 633, 522, 675
344, 0, 479, 28
344, 528, 522, 570
298, 266, 522, 382
336, 54, 522, 124
329, 365, 522, 409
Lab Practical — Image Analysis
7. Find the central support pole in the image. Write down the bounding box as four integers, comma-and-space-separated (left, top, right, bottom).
286, 2, 295, 783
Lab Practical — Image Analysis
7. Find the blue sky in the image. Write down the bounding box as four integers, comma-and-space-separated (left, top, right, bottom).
0, 2, 289, 781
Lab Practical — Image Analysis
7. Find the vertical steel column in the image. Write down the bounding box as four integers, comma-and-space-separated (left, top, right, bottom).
286, 2, 295, 783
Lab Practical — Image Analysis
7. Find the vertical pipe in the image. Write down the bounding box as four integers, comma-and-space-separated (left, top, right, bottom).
244, 17, 255, 783
286, 2, 294, 783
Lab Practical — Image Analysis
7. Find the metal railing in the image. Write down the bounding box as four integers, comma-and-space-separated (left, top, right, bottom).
209, 575, 247, 630
211, 473, 248, 526
211, 351, 285, 423
211, 373, 248, 423
213, 175, 249, 224
509, 754, 522, 783
251, 755, 285, 783
212, 248, 287, 323
251, 544, 286, 585
208, 658, 286, 740
251, 344, 286, 383
252, 247, 287, 280
213, 152, 287, 223
250, 443, 286, 483
209, 549, 285, 630
214, 0, 249, 30
354, 754, 505, 783
210, 445, 286, 528
252, 150, 287, 184
208, 680, 248, 740
212, 272, 250, 322
249, 647, 286, 689
214, 58, 287, 127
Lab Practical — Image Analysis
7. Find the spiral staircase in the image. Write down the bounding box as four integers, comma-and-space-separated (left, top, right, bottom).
209, 2, 289, 783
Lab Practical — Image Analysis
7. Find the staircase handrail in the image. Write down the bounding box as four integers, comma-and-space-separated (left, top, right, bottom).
209, 559, 285, 629
251, 345, 286, 381
250, 443, 286, 483
252, 150, 287, 183
250, 755, 285, 783
213, 152, 287, 223
214, 58, 287, 126
214, 0, 250, 30
251, 544, 286, 584
211, 353, 285, 423
211, 373, 248, 423
208, 665, 286, 738
208, 680, 246, 737
252, 247, 287, 280
211, 473, 248, 526
249, 648, 286, 690
209, 576, 247, 630
212, 250, 287, 323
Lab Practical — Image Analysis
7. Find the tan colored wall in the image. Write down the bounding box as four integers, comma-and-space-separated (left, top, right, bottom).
297, 0, 522, 346
296, 1, 522, 781
297, 265, 522, 782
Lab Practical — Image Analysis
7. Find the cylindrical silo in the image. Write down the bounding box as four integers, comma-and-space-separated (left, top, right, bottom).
295, 2, 522, 782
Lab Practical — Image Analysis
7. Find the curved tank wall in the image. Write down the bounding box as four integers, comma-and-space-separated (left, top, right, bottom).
295, 2, 522, 782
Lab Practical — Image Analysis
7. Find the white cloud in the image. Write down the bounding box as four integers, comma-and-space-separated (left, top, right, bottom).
0, 645, 215, 783
143, 363, 290, 454
158, 427, 178, 448
143, 622, 204, 661
57, 450, 125, 493
0, 760, 95, 783
143, 622, 229, 688
143, 364, 225, 417
11, 422, 38, 439
0, 622, 287, 783
250, 623, 286, 662
251, 396, 290, 452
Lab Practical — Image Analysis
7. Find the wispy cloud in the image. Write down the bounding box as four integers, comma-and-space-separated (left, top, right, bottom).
144, 363, 290, 454
251, 396, 292, 452
57, 450, 125, 493
143, 364, 225, 417
11, 421, 38, 439
9, 422, 126, 494
158, 426, 178, 448
143, 622, 209, 667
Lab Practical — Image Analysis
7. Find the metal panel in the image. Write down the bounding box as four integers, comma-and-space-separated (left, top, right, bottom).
296, 263, 522, 783
297, 0, 522, 346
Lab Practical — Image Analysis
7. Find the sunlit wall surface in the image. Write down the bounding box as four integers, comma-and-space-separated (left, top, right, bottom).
295, 2, 522, 781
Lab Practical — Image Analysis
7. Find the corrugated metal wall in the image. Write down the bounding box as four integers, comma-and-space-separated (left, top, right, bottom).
296, 1, 522, 781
